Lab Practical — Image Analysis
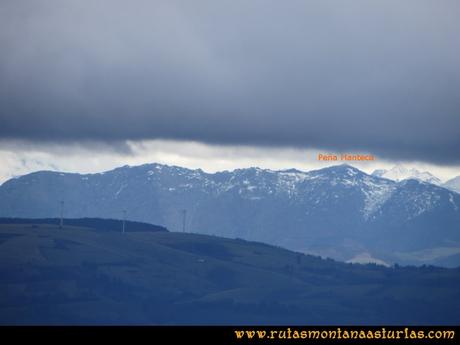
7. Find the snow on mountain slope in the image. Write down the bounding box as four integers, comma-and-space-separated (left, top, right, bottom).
372, 165, 442, 185
1, 163, 460, 267
360, 176, 396, 220
443, 176, 460, 194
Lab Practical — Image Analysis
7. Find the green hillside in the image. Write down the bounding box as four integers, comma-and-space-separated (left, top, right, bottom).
0, 220, 459, 325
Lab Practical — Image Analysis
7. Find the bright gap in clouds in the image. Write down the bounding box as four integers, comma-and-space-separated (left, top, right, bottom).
0, 140, 459, 184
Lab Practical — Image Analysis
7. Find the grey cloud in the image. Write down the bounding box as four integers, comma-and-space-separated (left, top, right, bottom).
0, 0, 459, 164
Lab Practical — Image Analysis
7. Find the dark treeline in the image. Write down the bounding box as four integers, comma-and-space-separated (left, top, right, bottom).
0, 218, 168, 233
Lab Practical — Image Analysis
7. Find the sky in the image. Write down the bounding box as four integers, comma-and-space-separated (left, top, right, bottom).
1, 1, 459, 183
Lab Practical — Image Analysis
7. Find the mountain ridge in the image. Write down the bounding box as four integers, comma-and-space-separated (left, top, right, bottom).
1, 162, 459, 267
371, 164, 442, 185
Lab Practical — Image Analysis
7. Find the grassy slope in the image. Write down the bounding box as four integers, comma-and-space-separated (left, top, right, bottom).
0, 222, 459, 325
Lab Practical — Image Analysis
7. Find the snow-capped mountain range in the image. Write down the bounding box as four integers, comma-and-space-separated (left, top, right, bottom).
372, 165, 460, 194
372, 165, 442, 185
0, 163, 459, 267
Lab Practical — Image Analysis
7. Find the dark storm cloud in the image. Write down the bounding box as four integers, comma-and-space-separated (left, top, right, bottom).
1, 0, 459, 164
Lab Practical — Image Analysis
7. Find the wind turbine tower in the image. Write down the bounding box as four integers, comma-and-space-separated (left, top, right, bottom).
59, 201, 64, 229
181, 209, 187, 233
122, 209, 127, 234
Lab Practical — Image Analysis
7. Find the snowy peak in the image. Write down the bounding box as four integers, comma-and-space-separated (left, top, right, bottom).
443, 176, 460, 194
310, 164, 363, 178
372, 165, 441, 185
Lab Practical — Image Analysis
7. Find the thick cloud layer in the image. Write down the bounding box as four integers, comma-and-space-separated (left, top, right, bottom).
1, 0, 459, 164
